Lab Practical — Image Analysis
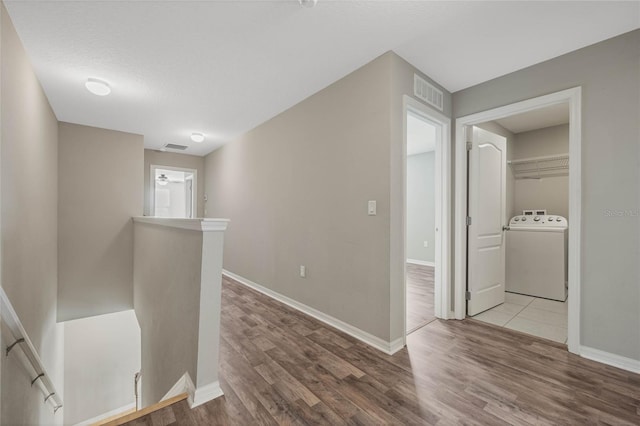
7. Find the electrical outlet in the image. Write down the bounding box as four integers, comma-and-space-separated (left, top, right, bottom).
423, 241, 429, 247
300, 265, 306, 278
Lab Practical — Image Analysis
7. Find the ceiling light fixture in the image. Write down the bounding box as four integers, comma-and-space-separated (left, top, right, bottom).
156, 174, 169, 186
85, 78, 111, 96
298, 0, 317, 7
190, 132, 205, 143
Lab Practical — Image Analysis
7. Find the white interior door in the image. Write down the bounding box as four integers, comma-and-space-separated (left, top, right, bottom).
467, 126, 507, 316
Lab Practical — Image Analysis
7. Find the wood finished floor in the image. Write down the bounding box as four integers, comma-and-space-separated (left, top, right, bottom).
406, 263, 435, 334
124, 276, 640, 425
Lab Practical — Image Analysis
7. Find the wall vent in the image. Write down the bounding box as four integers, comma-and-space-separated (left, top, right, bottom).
414, 74, 443, 111
164, 143, 188, 151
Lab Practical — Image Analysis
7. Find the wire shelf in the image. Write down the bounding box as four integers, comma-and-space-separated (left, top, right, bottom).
508, 153, 569, 179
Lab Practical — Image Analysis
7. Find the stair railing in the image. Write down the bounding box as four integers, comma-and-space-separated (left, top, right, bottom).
1, 286, 63, 413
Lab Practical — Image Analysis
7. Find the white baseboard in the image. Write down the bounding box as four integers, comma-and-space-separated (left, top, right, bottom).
389, 337, 405, 354
223, 270, 404, 355
74, 402, 136, 426
161, 372, 223, 409
406, 259, 435, 267
192, 381, 224, 408
580, 346, 640, 374
162, 372, 196, 407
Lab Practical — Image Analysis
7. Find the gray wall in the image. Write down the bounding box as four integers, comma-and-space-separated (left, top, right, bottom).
144, 149, 205, 217
205, 52, 451, 341
58, 122, 143, 322
513, 124, 569, 218
205, 52, 450, 343
406, 152, 435, 262
206, 53, 394, 341
133, 223, 202, 406
1, 4, 64, 424
453, 29, 640, 360
512, 123, 569, 158
63, 310, 140, 425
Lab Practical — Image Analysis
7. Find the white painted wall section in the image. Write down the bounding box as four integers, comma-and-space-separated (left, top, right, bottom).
63, 310, 140, 426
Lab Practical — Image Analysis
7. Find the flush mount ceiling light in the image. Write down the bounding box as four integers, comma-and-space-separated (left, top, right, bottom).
298, 0, 317, 7
85, 78, 111, 96
156, 174, 169, 186
190, 132, 205, 143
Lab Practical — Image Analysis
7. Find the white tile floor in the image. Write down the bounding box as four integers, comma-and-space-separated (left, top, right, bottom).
471, 292, 568, 344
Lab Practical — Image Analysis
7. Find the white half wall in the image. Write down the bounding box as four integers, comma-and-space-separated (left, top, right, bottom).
133, 218, 227, 407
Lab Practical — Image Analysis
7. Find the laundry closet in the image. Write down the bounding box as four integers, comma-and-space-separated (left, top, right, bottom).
470, 104, 570, 344
506, 121, 569, 301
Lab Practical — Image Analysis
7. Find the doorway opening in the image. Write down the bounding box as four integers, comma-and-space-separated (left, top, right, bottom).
405, 112, 437, 334
402, 96, 451, 341
454, 87, 581, 353
150, 165, 197, 218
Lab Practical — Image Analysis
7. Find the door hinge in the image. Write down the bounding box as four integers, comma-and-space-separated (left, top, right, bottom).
465, 291, 471, 300
466, 216, 472, 226
466, 141, 472, 151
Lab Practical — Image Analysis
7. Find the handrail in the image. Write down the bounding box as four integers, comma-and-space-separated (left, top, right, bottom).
0, 286, 63, 413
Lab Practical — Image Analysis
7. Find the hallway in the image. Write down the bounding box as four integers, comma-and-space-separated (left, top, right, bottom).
124, 276, 640, 425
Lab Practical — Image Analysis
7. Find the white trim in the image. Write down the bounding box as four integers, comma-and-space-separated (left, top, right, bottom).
192, 381, 224, 408
73, 403, 136, 426
402, 95, 451, 351
406, 259, 435, 267
150, 164, 198, 218
389, 337, 405, 354
162, 372, 195, 402
579, 346, 640, 374
223, 270, 403, 355
454, 87, 582, 354
133, 216, 229, 232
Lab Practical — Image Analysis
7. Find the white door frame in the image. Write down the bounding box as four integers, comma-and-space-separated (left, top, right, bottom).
454, 87, 582, 354
402, 95, 452, 342
150, 164, 198, 218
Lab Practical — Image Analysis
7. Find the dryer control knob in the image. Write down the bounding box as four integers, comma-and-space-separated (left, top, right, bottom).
557, 218, 562, 222
521, 217, 527, 221
548, 216, 554, 221
534, 216, 541, 222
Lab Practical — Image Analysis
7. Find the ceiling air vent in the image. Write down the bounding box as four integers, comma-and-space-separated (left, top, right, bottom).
163, 143, 188, 151
414, 74, 443, 111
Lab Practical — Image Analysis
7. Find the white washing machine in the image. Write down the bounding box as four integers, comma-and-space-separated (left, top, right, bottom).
506, 214, 568, 301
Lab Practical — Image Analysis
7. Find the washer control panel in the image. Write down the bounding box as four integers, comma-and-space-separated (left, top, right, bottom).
510, 215, 567, 227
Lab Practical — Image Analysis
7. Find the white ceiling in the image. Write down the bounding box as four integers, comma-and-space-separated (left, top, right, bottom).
407, 113, 436, 156
5, 1, 639, 156
495, 103, 570, 134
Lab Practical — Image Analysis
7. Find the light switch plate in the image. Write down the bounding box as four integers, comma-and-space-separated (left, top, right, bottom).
368, 200, 376, 215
